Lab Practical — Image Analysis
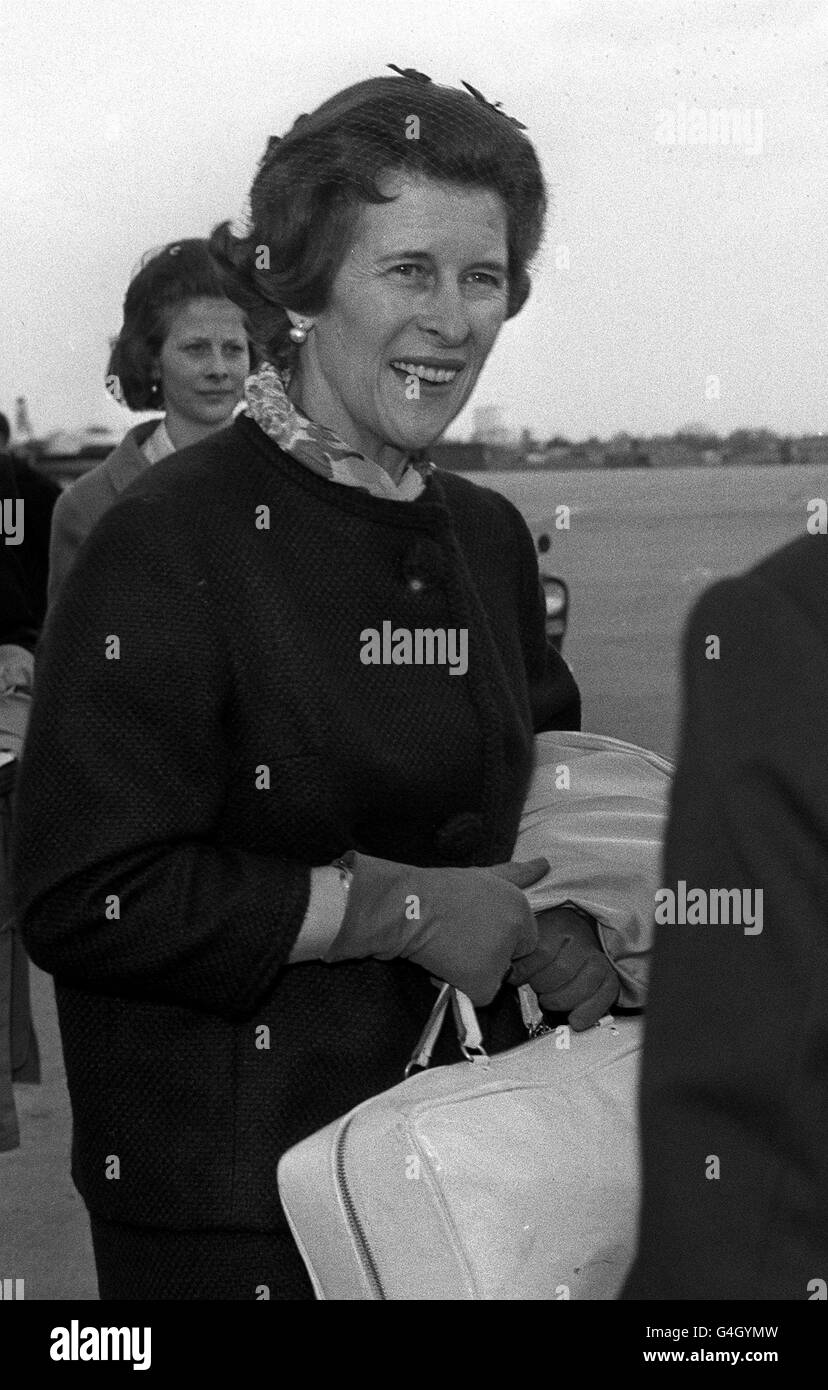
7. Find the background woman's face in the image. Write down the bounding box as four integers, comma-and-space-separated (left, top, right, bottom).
157, 297, 249, 426
296, 175, 510, 459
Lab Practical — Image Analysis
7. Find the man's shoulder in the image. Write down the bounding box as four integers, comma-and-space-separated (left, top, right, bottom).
752, 532, 828, 623
682, 534, 828, 751
692, 533, 828, 642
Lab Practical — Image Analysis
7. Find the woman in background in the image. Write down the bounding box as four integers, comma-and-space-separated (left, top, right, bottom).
47, 239, 250, 603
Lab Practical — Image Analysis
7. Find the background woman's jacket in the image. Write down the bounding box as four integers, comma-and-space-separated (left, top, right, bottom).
14, 413, 580, 1232
46, 420, 158, 605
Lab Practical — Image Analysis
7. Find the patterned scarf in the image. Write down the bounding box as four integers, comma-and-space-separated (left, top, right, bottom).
243, 361, 435, 501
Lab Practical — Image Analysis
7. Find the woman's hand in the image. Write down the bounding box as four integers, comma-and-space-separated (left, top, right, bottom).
509, 904, 620, 1030
324, 853, 549, 1005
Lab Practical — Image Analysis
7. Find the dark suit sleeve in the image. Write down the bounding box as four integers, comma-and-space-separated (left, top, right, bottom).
496, 491, 581, 732
14, 491, 310, 1020
0, 457, 60, 648
622, 564, 828, 1300
16, 460, 60, 634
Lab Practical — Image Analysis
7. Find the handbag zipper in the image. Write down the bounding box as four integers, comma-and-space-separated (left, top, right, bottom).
329, 988, 543, 1300
334, 1115, 386, 1299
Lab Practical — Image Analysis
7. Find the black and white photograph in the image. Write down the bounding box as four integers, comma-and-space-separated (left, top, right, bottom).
1, 0, 826, 1360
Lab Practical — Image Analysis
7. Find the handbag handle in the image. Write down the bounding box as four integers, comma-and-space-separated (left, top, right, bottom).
404, 982, 549, 1077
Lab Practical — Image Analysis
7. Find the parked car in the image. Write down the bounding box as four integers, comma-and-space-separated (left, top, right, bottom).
541, 574, 569, 650
536, 532, 570, 651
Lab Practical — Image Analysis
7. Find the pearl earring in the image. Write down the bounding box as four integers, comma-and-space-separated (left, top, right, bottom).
288, 322, 308, 344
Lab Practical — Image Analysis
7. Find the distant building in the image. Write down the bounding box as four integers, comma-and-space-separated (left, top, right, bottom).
14, 395, 34, 440
79, 424, 121, 457
470, 405, 512, 446
41, 430, 83, 458
39, 424, 120, 459
25, 423, 123, 488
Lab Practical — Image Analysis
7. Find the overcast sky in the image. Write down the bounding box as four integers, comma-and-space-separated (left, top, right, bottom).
1, 0, 826, 440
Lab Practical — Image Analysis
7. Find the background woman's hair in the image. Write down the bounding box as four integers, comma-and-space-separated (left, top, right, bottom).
107, 238, 248, 410
210, 75, 548, 369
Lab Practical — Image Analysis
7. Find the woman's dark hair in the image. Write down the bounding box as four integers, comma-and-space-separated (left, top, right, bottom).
107, 238, 251, 410
210, 74, 548, 369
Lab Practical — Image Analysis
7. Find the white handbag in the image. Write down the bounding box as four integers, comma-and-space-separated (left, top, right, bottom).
277, 987, 642, 1301
277, 730, 670, 1299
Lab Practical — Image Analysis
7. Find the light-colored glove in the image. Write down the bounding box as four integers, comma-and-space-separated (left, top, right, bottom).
324, 852, 549, 1005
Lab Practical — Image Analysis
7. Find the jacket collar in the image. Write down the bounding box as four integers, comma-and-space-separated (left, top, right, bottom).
107, 420, 161, 495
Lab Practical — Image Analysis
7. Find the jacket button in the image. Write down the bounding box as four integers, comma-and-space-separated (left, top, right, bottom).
434, 812, 484, 863
400, 538, 447, 592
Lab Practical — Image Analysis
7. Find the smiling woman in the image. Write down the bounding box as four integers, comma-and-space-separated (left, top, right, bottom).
15, 71, 586, 1302
281, 175, 510, 476
211, 73, 545, 431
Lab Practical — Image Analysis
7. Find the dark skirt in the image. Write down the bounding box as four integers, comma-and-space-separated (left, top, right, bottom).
89, 1214, 315, 1300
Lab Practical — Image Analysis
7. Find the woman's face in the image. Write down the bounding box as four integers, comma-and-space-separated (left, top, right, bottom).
292, 175, 510, 466
157, 297, 250, 427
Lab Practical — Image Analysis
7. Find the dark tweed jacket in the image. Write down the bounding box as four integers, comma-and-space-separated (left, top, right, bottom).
14, 414, 580, 1231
